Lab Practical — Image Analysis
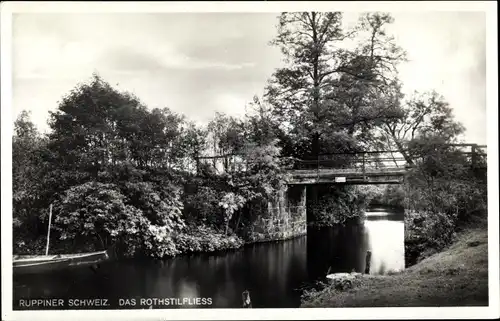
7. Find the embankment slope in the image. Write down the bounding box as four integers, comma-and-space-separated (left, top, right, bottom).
301, 227, 489, 307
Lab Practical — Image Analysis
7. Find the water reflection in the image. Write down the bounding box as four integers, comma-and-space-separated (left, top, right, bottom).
13, 206, 404, 309
364, 220, 405, 274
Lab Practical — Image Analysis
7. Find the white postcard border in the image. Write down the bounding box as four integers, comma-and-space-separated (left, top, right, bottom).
1, 1, 498, 320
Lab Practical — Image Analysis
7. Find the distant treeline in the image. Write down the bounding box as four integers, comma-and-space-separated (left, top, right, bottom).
362, 185, 405, 209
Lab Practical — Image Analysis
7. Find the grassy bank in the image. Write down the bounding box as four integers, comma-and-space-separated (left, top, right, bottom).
301, 226, 489, 307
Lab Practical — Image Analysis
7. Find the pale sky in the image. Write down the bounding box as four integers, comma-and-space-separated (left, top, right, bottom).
11, 11, 487, 144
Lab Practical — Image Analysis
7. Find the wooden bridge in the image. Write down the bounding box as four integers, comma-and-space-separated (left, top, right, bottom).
195, 144, 487, 185
287, 151, 408, 185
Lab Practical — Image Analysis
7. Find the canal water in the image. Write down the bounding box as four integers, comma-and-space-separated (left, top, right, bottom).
13, 206, 404, 309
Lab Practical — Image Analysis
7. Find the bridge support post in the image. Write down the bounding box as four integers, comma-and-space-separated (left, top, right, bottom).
364, 250, 372, 274
362, 152, 366, 181
300, 185, 306, 209
471, 144, 477, 168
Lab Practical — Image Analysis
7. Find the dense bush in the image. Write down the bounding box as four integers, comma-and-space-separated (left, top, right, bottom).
182, 183, 224, 227
382, 185, 406, 208
403, 143, 488, 265
141, 225, 181, 258
52, 182, 146, 250
13, 237, 47, 255
404, 210, 457, 265
50, 181, 185, 258
182, 140, 289, 238
357, 185, 385, 206
308, 186, 368, 226
357, 185, 405, 208
404, 181, 487, 265
174, 225, 244, 254
120, 181, 185, 228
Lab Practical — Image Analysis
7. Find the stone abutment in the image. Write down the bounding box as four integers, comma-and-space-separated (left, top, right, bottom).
249, 185, 307, 242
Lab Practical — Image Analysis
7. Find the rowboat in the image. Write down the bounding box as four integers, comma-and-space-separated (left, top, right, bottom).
13, 250, 110, 275
14, 205, 113, 275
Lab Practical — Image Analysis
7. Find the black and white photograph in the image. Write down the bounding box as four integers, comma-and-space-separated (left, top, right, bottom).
1, 1, 498, 320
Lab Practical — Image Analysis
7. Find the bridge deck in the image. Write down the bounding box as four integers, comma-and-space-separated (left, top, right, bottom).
288, 167, 408, 185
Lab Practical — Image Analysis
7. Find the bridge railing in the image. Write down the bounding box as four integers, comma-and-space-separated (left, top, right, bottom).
290, 151, 408, 172
449, 144, 487, 168
407, 144, 487, 169
195, 144, 487, 175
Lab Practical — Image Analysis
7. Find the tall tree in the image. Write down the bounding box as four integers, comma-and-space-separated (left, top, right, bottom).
13, 111, 42, 196
265, 12, 346, 157
179, 121, 207, 172
330, 13, 406, 144
206, 112, 246, 171
13, 111, 47, 234
265, 12, 405, 158
378, 90, 465, 164
47, 74, 191, 186
243, 96, 279, 147
47, 74, 143, 184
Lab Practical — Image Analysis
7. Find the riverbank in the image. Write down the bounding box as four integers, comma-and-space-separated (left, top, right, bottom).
301, 225, 489, 307
14, 225, 246, 258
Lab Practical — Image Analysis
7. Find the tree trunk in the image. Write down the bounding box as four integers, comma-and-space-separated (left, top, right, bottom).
235, 211, 243, 234
394, 139, 414, 165
310, 12, 322, 161
312, 133, 320, 159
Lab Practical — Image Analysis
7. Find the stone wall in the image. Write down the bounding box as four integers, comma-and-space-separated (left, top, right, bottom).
249, 185, 307, 243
